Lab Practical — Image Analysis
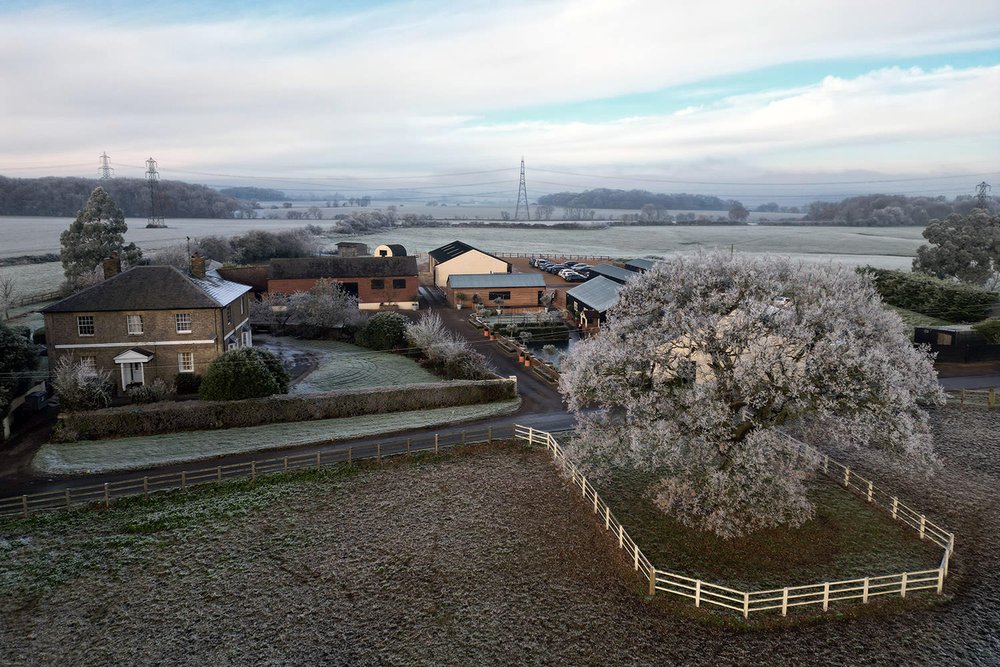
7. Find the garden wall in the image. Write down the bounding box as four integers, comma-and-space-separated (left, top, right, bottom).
54, 378, 517, 442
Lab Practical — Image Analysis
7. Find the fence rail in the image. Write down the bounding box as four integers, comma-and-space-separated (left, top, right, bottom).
13, 289, 62, 308
512, 426, 955, 619
944, 387, 997, 408
0, 424, 529, 518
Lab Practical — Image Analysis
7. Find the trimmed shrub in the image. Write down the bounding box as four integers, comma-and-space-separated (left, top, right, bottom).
863, 267, 997, 323
198, 348, 289, 401
54, 378, 517, 441
973, 318, 1000, 344
355, 311, 409, 350
128, 378, 171, 404
174, 372, 203, 395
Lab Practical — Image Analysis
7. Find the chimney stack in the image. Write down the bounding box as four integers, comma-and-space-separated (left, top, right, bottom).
190, 253, 206, 279
102, 252, 121, 280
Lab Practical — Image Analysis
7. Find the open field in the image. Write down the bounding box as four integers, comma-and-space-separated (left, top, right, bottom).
3, 407, 1000, 665
32, 399, 520, 475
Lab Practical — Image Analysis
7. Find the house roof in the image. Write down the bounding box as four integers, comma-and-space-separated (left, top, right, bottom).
428, 240, 508, 266
336, 241, 369, 249
567, 276, 622, 313
41, 266, 251, 313
384, 244, 407, 256
589, 263, 637, 284
625, 258, 655, 272
447, 273, 546, 289
268, 255, 418, 280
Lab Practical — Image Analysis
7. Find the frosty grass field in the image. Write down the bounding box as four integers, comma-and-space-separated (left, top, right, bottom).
0, 213, 924, 299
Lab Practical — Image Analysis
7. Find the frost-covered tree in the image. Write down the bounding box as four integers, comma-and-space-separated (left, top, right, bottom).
60, 187, 142, 287
288, 279, 361, 336
560, 252, 944, 538
913, 209, 1000, 289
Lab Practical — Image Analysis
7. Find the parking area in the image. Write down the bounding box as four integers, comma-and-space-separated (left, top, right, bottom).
507, 256, 612, 287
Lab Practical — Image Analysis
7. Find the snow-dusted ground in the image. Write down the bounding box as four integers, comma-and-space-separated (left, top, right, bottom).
3, 408, 999, 665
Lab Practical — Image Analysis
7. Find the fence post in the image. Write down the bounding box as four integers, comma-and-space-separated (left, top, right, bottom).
618, 524, 624, 548
960, 389, 966, 406
65, 488, 71, 508
648, 567, 656, 596
581, 475, 587, 498
527, 426, 534, 443
144, 476, 149, 495
989, 388, 996, 408
461, 430, 466, 446
487, 426, 492, 444
633, 543, 639, 571
822, 582, 830, 611
843, 467, 851, 487
315, 452, 321, 468
891, 497, 898, 520
695, 580, 702, 608
863, 577, 870, 603
937, 567, 944, 594
251, 461, 256, 481
407, 438, 411, 454
103, 483, 110, 509
781, 587, 788, 616
593, 491, 598, 514
284, 456, 288, 471
919, 515, 926, 540
348, 448, 352, 464
867, 481, 873, 503
377, 443, 382, 464
21, 495, 28, 518
604, 506, 610, 530
435, 434, 439, 453
217, 467, 222, 482
823, 456, 829, 474
901, 572, 907, 598
743, 592, 750, 619
181, 471, 186, 489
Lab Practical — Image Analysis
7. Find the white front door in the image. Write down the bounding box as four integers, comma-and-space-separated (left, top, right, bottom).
120, 362, 145, 388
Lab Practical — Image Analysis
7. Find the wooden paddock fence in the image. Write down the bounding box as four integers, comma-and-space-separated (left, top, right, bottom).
944, 387, 998, 408
0, 424, 532, 519
513, 425, 954, 619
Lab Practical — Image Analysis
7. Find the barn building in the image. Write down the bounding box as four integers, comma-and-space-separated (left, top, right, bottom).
428, 241, 511, 288
565, 276, 622, 328
268, 256, 419, 310
588, 263, 638, 285
336, 241, 369, 257
446, 273, 547, 311
624, 258, 656, 273
374, 244, 407, 257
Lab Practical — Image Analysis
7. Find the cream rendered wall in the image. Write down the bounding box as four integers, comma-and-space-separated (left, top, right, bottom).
433, 250, 510, 287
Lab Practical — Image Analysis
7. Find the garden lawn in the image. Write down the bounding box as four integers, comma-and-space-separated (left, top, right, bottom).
32, 399, 519, 475
885, 304, 951, 330
272, 338, 441, 393
596, 470, 943, 591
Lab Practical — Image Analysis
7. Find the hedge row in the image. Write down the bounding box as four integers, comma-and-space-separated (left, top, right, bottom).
864, 268, 997, 323
54, 378, 517, 442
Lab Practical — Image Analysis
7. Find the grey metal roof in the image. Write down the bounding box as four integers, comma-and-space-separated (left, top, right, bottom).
42, 266, 250, 313
589, 263, 637, 284
566, 276, 622, 313
625, 258, 655, 272
447, 273, 545, 289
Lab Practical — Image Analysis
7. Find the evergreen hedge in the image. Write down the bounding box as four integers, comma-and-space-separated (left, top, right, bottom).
355, 312, 409, 350
53, 378, 516, 442
863, 268, 997, 323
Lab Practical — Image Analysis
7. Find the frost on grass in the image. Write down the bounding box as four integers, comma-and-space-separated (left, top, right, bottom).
283, 338, 440, 393
33, 399, 520, 474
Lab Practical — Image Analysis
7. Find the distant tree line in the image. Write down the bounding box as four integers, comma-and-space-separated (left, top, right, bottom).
802, 194, 998, 226
218, 186, 286, 201
537, 188, 736, 211
0, 176, 243, 218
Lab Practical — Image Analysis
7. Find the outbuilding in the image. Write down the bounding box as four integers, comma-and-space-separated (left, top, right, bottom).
336, 241, 369, 257
625, 258, 656, 273
268, 256, 419, 310
428, 240, 511, 288
374, 243, 407, 257
565, 276, 622, 328
446, 273, 547, 310
588, 263, 638, 285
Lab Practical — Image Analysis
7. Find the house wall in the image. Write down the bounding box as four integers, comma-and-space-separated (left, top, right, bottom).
44, 293, 251, 390
432, 251, 510, 288
267, 275, 419, 310
447, 285, 544, 310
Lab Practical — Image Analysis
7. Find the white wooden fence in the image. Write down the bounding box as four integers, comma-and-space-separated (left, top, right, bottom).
513, 425, 955, 619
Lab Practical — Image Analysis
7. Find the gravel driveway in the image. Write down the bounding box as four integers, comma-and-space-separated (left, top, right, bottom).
1, 407, 997, 666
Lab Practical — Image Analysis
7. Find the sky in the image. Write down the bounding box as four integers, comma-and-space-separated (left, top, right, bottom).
0, 0, 998, 203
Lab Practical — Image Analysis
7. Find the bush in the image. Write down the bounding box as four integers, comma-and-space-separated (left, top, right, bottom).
32, 327, 46, 345
863, 267, 998, 323
54, 379, 517, 441
198, 348, 290, 401
9, 325, 30, 340
355, 311, 409, 350
52, 357, 112, 411
973, 318, 1000, 344
174, 372, 203, 395
128, 378, 171, 404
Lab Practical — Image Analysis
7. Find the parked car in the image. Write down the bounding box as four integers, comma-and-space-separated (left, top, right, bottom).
531, 258, 550, 268
570, 263, 590, 271
547, 263, 572, 273
561, 271, 587, 282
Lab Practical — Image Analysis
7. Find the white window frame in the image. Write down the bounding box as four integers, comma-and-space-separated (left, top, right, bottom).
177, 351, 194, 373
175, 313, 192, 334
77, 315, 95, 337
126, 314, 143, 335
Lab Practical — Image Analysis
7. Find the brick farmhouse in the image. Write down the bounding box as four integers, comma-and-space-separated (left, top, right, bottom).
42, 255, 253, 391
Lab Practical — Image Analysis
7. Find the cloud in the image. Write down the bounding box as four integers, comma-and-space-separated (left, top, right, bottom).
0, 0, 997, 184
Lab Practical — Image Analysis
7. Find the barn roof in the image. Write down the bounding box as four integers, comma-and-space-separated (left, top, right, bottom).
269, 255, 417, 279
41, 266, 250, 313
447, 273, 546, 289
428, 240, 508, 266
588, 263, 637, 284
566, 276, 622, 313
624, 258, 655, 272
